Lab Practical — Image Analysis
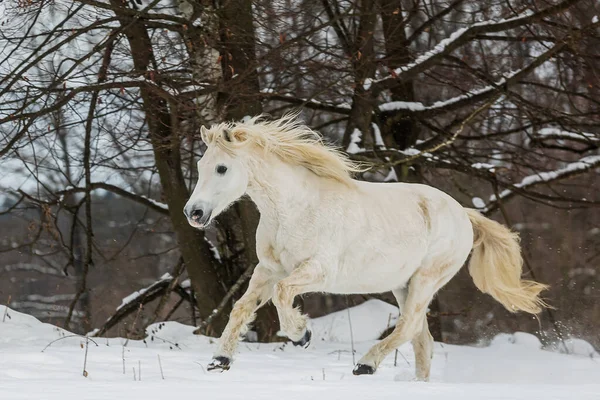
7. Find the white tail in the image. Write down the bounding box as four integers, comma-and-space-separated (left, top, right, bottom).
466, 209, 548, 314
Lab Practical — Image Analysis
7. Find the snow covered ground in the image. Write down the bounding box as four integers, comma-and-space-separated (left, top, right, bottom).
1, 301, 599, 400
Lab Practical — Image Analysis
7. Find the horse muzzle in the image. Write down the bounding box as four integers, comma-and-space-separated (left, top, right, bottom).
184, 204, 213, 229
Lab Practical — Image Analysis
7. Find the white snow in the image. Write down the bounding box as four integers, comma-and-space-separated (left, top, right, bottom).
372, 123, 385, 148
471, 163, 496, 171
205, 237, 222, 262
179, 279, 192, 289
593, 15, 598, 23
1, 301, 600, 399
346, 129, 364, 154
310, 299, 398, 342
472, 197, 486, 208
379, 101, 426, 112
384, 168, 398, 182
399, 147, 422, 156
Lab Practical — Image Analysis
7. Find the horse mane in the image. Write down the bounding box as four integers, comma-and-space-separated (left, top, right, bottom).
202, 113, 363, 185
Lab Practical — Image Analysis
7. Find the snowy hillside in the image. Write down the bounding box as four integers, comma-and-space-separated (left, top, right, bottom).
1, 301, 599, 400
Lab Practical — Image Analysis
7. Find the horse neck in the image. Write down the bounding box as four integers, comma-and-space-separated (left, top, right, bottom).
245, 156, 322, 221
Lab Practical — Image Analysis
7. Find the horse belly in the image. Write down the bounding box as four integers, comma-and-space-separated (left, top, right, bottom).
327, 253, 420, 294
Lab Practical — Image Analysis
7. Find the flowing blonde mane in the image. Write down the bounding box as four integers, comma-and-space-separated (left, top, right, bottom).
201, 113, 363, 185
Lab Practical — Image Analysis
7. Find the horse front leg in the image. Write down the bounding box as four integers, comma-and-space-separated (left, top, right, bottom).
271, 259, 325, 347
208, 264, 276, 372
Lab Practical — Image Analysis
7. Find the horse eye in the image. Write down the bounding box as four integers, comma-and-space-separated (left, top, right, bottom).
216, 165, 228, 175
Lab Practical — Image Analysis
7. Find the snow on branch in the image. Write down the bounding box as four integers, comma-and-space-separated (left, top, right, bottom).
4, 263, 64, 276
261, 91, 352, 115
484, 155, 600, 212
138, 195, 169, 213
367, 0, 580, 93
58, 183, 169, 214
531, 128, 599, 145
378, 40, 568, 119
9, 301, 84, 318
25, 294, 76, 303
378, 79, 505, 114
91, 273, 193, 337
117, 273, 173, 312
346, 129, 364, 154
372, 123, 385, 148
204, 237, 222, 264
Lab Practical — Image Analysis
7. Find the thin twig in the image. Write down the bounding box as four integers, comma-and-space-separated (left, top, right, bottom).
346, 299, 356, 365
150, 257, 185, 325
41, 334, 98, 352
64, 35, 114, 330
398, 349, 410, 366
367, 96, 499, 170
190, 289, 197, 327
158, 354, 164, 379
127, 303, 144, 340
3, 295, 11, 322
82, 337, 89, 377
195, 264, 255, 333
164, 297, 185, 321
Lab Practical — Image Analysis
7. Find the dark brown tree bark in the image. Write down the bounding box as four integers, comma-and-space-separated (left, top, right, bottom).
379, 0, 418, 151
340, 0, 378, 149
108, 0, 227, 333
214, 0, 279, 340
378, 0, 442, 339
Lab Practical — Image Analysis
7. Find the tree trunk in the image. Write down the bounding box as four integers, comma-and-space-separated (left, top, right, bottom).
342, 0, 378, 149
379, 0, 419, 151
214, 0, 280, 340
379, 0, 441, 340
109, 0, 228, 334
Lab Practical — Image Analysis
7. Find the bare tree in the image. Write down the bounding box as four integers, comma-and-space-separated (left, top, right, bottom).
1, 0, 598, 344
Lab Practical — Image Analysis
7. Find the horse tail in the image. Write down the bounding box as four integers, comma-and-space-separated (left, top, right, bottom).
466, 209, 548, 314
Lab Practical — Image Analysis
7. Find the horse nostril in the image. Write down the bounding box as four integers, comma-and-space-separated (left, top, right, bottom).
191, 209, 204, 221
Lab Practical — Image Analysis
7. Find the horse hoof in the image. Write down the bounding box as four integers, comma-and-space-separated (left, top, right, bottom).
292, 329, 312, 348
207, 356, 231, 372
352, 363, 375, 375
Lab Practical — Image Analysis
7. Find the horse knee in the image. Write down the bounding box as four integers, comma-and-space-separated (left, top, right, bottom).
272, 281, 286, 307
230, 299, 256, 324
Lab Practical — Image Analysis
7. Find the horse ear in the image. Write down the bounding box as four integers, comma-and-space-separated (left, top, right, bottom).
223, 128, 248, 143
200, 126, 208, 143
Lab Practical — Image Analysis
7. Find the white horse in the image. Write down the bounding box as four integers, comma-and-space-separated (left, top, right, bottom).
183, 114, 547, 380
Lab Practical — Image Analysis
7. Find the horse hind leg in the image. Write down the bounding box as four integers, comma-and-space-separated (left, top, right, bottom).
412, 318, 434, 381
354, 262, 457, 377
391, 287, 434, 381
